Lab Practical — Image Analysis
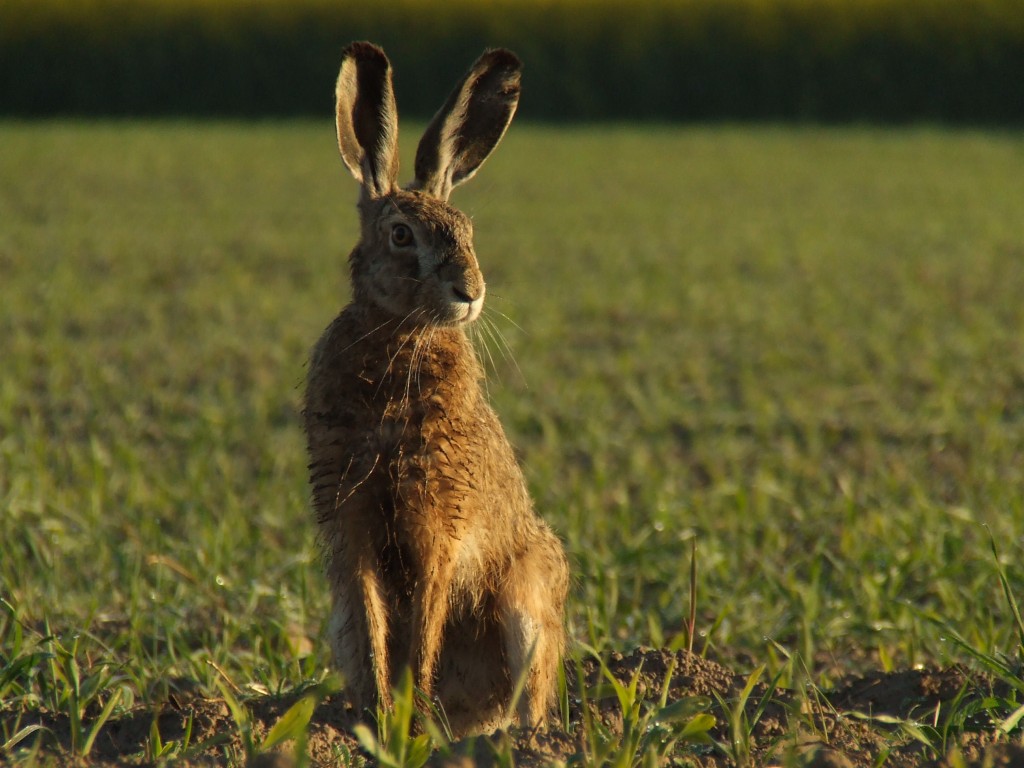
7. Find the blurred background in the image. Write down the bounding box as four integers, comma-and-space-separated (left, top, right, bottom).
3, 0, 1023, 123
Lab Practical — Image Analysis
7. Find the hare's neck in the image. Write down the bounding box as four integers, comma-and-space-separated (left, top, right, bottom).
351, 311, 481, 392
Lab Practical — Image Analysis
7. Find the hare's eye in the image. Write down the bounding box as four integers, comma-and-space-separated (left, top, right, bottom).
390, 223, 415, 248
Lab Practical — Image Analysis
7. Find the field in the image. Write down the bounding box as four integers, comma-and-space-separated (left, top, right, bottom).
2, 122, 1024, 766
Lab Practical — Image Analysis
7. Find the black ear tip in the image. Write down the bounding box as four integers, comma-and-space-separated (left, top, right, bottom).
342, 41, 390, 68
480, 48, 522, 73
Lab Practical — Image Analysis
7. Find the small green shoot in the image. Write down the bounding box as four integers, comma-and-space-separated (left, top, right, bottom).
216, 677, 255, 762
145, 710, 195, 761
353, 668, 432, 768
579, 644, 715, 767
1, 722, 47, 755
712, 664, 788, 767
688, 537, 698, 656
988, 529, 1024, 662
260, 675, 342, 759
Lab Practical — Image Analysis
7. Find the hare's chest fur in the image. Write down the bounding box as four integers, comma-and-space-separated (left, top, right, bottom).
305, 311, 524, 560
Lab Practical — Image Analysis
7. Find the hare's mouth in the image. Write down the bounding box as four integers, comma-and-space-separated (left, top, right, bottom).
462, 297, 484, 324
444, 283, 485, 325
430, 298, 482, 327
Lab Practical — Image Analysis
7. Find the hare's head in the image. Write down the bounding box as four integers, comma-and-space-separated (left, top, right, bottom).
335, 42, 521, 328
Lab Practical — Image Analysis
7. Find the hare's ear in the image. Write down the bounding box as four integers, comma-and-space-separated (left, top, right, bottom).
335, 41, 399, 199
413, 49, 521, 201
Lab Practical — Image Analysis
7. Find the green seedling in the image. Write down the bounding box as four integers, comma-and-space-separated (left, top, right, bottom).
578, 643, 715, 767
260, 674, 342, 763
216, 677, 256, 762
145, 710, 194, 761
1, 715, 47, 756
711, 663, 789, 767
353, 668, 433, 768
36, 628, 129, 758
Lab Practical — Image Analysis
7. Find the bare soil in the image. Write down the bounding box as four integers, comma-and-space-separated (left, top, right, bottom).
14, 648, 1024, 767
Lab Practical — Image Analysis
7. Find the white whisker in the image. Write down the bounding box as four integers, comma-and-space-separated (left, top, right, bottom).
484, 311, 527, 388
337, 316, 398, 355
418, 325, 437, 396
494, 311, 525, 335
478, 318, 502, 386
375, 307, 423, 403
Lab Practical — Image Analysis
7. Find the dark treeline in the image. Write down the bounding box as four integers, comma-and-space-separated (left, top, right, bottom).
2, 0, 1023, 123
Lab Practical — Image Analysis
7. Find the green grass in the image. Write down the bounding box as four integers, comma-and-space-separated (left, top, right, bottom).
2, 121, 1024, 761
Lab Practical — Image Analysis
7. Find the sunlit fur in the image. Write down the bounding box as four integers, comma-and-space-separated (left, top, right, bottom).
304, 43, 568, 736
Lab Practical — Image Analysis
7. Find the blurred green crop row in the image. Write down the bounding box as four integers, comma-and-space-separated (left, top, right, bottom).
2, 0, 1023, 121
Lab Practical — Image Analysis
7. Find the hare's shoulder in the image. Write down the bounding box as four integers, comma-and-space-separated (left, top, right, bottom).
307, 307, 372, 374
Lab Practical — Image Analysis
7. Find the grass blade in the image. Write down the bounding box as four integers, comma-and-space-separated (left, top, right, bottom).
81, 687, 122, 757
999, 702, 1024, 735
2, 725, 47, 753
988, 530, 1024, 656
261, 694, 316, 751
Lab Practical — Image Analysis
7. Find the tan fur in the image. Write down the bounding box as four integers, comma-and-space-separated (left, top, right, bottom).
304, 43, 568, 736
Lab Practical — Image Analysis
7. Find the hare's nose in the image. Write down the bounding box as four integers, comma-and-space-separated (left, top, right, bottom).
450, 285, 477, 304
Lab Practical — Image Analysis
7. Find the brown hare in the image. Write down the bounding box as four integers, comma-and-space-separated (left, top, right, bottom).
304, 42, 569, 736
